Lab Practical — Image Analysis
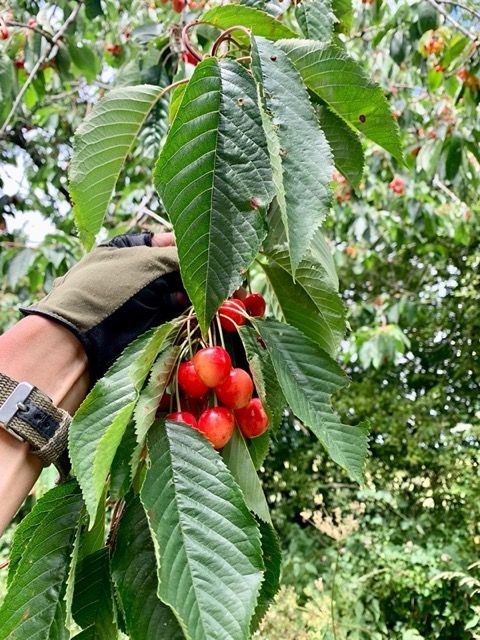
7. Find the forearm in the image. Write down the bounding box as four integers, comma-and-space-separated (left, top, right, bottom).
0, 316, 89, 535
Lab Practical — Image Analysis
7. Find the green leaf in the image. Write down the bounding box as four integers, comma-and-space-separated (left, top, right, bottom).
155, 58, 274, 334
69, 85, 164, 249
202, 5, 298, 40
316, 104, 365, 187
85, 0, 104, 18
247, 431, 271, 470
295, 0, 335, 43
109, 421, 137, 500
131, 341, 179, 477
238, 325, 286, 432
252, 37, 333, 274
111, 495, 183, 640
262, 239, 346, 355
417, 1, 439, 33
222, 427, 272, 524
0, 481, 83, 640
141, 421, 264, 640
254, 319, 369, 482
445, 135, 462, 181
168, 81, 187, 124
67, 41, 99, 82
251, 520, 282, 631
72, 549, 117, 639
332, 0, 352, 32
69, 323, 175, 522
277, 40, 403, 161
0, 54, 14, 125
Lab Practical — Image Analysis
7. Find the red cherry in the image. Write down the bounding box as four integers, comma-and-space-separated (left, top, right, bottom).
14, 58, 25, 70
193, 347, 231, 388
215, 368, 253, 410
244, 293, 266, 318
0, 27, 9, 40
172, 0, 186, 11
157, 392, 172, 412
219, 299, 247, 333
182, 50, 199, 65
166, 411, 197, 428
178, 361, 209, 398
197, 407, 234, 449
235, 398, 269, 438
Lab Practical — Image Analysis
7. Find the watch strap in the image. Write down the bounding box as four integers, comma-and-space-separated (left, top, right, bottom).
0, 373, 71, 478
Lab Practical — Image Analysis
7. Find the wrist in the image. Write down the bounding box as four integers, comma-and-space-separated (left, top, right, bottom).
0, 315, 90, 413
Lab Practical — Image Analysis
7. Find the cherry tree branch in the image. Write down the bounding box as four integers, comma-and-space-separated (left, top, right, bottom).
5, 20, 55, 45
0, 2, 83, 137
436, 0, 480, 21
424, 0, 478, 41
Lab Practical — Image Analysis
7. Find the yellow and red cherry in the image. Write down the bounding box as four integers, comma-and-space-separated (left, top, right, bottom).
219, 299, 246, 333
197, 407, 234, 449
193, 346, 231, 387
244, 293, 266, 318
215, 368, 253, 410
166, 411, 198, 428
235, 398, 269, 438
178, 361, 208, 398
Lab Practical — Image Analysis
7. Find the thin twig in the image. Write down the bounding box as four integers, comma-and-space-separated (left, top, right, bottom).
424, 0, 478, 41
0, 2, 83, 136
0, 559, 9, 570
437, 0, 480, 21
6, 20, 55, 44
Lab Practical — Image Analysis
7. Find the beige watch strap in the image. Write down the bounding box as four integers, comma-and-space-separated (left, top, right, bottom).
0, 373, 71, 477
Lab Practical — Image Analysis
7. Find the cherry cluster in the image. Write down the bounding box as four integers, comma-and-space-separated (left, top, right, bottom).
159, 292, 269, 449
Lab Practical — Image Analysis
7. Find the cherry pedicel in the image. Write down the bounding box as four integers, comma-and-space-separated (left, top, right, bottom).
197, 407, 234, 449
193, 346, 231, 387
219, 299, 246, 333
244, 293, 266, 318
178, 361, 209, 398
235, 398, 269, 438
215, 368, 253, 410
166, 411, 198, 428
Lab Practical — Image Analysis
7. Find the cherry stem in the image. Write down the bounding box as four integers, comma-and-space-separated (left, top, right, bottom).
215, 314, 226, 349
181, 20, 204, 62
211, 25, 252, 57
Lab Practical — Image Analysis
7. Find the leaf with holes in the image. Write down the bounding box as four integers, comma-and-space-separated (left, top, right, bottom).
277, 40, 402, 161
255, 319, 369, 482
111, 495, 184, 640
155, 58, 274, 334
141, 421, 264, 640
0, 481, 83, 640
252, 37, 333, 274
69, 323, 176, 522
69, 85, 164, 249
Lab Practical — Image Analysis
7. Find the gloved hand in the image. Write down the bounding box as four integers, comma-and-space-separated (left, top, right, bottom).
21, 232, 188, 383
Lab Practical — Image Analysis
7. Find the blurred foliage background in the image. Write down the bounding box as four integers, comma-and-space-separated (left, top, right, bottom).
1, 0, 479, 637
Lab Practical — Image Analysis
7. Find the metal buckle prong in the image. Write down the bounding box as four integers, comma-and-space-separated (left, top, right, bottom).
0, 383, 34, 433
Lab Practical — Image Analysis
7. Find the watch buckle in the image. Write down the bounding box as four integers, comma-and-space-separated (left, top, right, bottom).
0, 382, 34, 442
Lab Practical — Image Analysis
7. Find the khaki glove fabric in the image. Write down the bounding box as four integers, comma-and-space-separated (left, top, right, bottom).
21, 232, 188, 382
